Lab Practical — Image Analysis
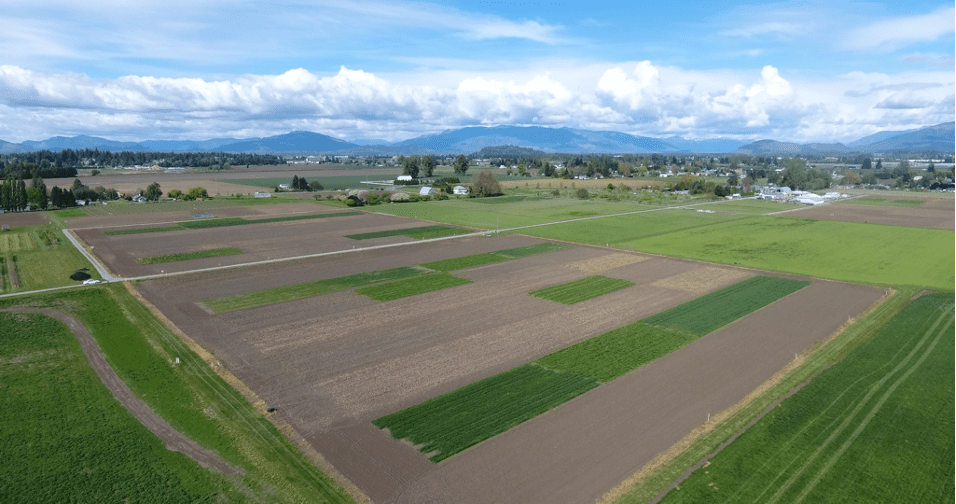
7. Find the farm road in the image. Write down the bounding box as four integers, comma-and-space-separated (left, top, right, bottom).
1, 307, 243, 476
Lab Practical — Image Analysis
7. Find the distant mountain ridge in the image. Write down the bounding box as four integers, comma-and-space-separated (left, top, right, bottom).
1, 123, 952, 155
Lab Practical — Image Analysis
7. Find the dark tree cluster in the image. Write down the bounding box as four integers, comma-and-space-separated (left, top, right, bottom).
1, 149, 284, 171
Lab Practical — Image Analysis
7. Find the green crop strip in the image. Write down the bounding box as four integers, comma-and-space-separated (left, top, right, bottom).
344, 225, 471, 240
372, 364, 598, 462
204, 266, 426, 313
356, 273, 472, 301
491, 243, 569, 258
139, 247, 243, 264
658, 293, 954, 504
536, 323, 696, 382
421, 253, 510, 271
375, 276, 811, 462
103, 211, 360, 235
644, 276, 810, 336
837, 197, 926, 208
530, 275, 635, 305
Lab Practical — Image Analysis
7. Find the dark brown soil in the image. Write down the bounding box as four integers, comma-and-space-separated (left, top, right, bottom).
1, 307, 242, 475
0, 212, 50, 227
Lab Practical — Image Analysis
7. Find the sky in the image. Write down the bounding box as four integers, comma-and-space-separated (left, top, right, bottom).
0, 0, 953, 144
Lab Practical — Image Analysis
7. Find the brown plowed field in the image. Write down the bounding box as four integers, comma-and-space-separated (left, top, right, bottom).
787, 198, 954, 229
74, 210, 462, 277
0, 212, 49, 227
131, 230, 883, 504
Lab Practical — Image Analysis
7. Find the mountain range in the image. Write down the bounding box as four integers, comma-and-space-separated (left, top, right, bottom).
1, 123, 952, 156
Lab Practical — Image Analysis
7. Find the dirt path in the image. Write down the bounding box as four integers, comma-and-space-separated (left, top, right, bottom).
2, 307, 243, 475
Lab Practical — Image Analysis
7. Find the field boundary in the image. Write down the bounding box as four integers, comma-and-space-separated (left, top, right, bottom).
124, 284, 372, 504
598, 287, 897, 504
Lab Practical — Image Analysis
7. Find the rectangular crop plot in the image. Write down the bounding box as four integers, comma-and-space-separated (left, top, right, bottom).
837, 197, 925, 208
139, 247, 243, 264
204, 266, 425, 313
491, 243, 568, 258
356, 273, 472, 301
530, 275, 635, 305
345, 225, 470, 240
535, 322, 696, 382
644, 275, 809, 335
372, 364, 598, 462
421, 253, 510, 271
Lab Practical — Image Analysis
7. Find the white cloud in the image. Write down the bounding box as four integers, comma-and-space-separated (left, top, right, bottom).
843, 6, 956, 51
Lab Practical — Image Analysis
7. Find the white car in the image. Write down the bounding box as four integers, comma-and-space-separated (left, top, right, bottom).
83, 279, 102, 285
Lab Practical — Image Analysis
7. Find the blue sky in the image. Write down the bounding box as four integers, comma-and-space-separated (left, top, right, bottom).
0, 0, 952, 143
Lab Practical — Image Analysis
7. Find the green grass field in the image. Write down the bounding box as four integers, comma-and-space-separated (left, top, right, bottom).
81, 196, 303, 217
690, 199, 803, 214
105, 212, 360, 235
536, 322, 696, 382
421, 253, 510, 271
0, 226, 100, 293
644, 276, 810, 336
659, 293, 954, 504
139, 247, 243, 264
0, 311, 235, 503
0, 286, 356, 503
530, 275, 635, 305
356, 273, 472, 301
372, 364, 598, 462
345, 225, 471, 240
204, 266, 426, 313
837, 197, 926, 208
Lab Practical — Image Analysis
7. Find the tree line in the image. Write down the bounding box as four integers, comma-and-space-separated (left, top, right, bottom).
0, 149, 285, 171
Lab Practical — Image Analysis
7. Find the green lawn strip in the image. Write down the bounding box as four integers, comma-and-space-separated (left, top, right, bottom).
372, 364, 599, 462
0, 286, 356, 503
204, 266, 425, 313
345, 225, 470, 240
0, 312, 233, 503
243, 211, 361, 224
643, 276, 810, 335
420, 253, 510, 271
178, 217, 250, 229
536, 323, 697, 382
658, 293, 954, 504
530, 275, 635, 305
356, 273, 472, 301
613, 289, 914, 504
690, 199, 804, 214
837, 197, 926, 208
5, 227, 101, 291
139, 247, 243, 265
491, 242, 569, 258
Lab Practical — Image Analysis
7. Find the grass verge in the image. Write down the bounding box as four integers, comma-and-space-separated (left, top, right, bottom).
0, 286, 356, 503
421, 253, 510, 271
139, 247, 243, 264
530, 275, 635, 305
104, 212, 360, 235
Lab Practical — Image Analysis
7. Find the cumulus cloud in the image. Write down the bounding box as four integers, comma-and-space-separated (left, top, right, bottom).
0, 63, 950, 144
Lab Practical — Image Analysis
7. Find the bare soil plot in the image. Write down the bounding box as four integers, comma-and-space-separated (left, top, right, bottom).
0, 212, 49, 227
74, 210, 456, 277
65, 201, 334, 229
133, 239, 780, 502
787, 198, 954, 229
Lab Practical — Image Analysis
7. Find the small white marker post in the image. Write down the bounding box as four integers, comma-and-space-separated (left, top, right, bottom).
707, 413, 710, 422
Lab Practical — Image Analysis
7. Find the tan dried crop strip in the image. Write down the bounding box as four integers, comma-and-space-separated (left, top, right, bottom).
566, 252, 647, 274
653, 266, 752, 294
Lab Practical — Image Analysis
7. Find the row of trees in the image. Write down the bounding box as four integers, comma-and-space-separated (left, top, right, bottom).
0, 149, 284, 171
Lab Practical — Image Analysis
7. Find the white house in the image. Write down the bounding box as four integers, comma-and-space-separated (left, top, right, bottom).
452, 185, 469, 195
131, 194, 147, 203
419, 186, 437, 196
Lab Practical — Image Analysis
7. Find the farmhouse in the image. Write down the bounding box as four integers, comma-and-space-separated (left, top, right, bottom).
131, 194, 147, 203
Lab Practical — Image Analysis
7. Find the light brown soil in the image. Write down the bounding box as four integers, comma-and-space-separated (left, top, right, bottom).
786, 198, 954, 229
1, 307, 242, 475
124, 235, 884, 504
